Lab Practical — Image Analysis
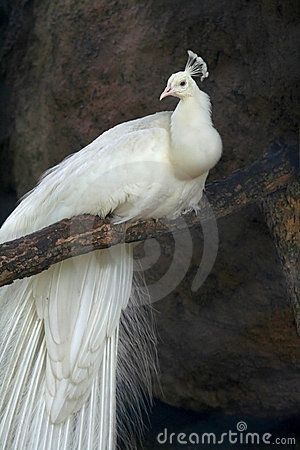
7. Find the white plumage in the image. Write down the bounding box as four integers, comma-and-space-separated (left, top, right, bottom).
0, 51, 222, 449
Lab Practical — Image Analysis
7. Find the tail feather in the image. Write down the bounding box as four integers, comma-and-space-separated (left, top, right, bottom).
38, 246, 132, 425
0, 285, 36, 415
14, 340, 46, 449
0, 309, 44, 448
116, 269, 158, 449
0, 245, 157, 449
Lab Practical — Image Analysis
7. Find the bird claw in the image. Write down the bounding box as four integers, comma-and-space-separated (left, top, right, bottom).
181, 204, 201, 216
191, 204, 201, 216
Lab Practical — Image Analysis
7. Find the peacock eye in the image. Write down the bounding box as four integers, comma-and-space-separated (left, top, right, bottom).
180, 81, 186, 87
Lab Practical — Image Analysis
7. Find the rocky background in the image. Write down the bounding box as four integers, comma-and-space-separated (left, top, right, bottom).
0, 0, 299, 448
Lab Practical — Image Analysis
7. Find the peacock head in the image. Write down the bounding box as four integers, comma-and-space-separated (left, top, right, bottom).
160, 50, 209, 101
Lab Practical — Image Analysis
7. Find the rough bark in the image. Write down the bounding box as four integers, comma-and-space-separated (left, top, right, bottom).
261, 182, 300, 334
0, 144, 297, 287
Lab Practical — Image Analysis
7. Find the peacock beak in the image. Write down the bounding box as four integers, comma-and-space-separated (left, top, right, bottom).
160, 85, 174, 100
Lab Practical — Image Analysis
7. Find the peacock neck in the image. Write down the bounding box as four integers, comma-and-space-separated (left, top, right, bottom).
169, 89, 214, 179
172, 89, 212, 128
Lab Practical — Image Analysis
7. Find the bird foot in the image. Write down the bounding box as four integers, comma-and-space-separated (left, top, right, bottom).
191, 204, 202, 216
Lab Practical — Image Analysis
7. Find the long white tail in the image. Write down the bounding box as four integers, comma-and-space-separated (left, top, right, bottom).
0, 244, 157, 449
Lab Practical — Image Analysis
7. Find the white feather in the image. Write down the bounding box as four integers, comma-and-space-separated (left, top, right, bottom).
185, 50, 209, 81
0, 53, 222, 449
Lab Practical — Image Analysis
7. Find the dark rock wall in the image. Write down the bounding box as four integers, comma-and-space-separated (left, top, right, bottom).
152, 206, 299, 418
0, 0, 298, 419
1, 0, 298, 196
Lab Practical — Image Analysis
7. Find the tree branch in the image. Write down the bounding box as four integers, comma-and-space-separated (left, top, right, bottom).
0, 143, 297, 287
